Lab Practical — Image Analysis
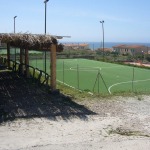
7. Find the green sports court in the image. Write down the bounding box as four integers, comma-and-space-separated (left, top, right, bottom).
30, 58, 150, 94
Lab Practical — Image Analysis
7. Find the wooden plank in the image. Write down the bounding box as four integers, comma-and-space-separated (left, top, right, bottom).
7, 43, 10, 68
25, 49, 29, 77
20, 48, 24, 74
50, 44, 57, 90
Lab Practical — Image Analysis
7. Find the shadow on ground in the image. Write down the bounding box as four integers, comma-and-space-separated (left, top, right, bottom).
0, 70, 96, 123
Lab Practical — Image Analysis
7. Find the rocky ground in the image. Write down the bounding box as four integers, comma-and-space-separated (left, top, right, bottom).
0, 95, 150, 150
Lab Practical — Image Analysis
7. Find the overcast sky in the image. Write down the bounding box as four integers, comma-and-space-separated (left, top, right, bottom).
1, 0, 150, 43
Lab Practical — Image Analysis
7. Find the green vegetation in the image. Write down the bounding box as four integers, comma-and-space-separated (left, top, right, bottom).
108, 127, 150, 137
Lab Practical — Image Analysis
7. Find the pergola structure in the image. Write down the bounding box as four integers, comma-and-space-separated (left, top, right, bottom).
0, 33, 64, 91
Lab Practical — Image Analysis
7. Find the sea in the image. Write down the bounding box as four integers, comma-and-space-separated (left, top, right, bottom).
62, 42, 150, 50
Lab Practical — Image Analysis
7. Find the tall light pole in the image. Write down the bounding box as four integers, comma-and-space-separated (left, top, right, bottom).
14, 16, 17, 33
100, 20, 104, 61
44, 0, 49, 76
14, 16, 17, 65
44, 0, 49, 34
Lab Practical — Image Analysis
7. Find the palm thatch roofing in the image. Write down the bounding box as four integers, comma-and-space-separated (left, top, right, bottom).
0, 33, 64, 51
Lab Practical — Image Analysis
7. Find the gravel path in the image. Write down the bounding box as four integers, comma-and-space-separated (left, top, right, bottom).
0, 95, 150, 150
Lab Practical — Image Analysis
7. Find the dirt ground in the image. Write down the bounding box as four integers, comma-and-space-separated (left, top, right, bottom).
0, 95, 150, 150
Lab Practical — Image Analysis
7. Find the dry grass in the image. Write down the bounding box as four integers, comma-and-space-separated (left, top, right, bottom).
0, 33, 57, 50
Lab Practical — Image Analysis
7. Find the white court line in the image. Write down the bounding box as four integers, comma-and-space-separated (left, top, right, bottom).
57, 79, 94, 95
57, 79, 82, 92
69, 66, 101, 71
108, 78, 150, 94
58, 59, 78, 63
69, 65, 124, 71
56, 69, 71, 72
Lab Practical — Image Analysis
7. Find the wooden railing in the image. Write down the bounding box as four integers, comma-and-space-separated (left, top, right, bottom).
0, 57, 50, 87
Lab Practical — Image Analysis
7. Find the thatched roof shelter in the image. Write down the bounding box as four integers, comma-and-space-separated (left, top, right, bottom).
0, 33, 65, 91
0, 33, 63, 51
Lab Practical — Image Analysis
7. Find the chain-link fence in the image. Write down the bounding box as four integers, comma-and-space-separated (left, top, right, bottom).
54, 59, 150, 95
1, 47, 150, 95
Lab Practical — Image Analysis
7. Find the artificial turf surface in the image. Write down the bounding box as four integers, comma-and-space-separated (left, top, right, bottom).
30, 58, 150, 94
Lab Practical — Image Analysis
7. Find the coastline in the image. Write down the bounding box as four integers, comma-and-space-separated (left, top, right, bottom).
62, 41, 150, 50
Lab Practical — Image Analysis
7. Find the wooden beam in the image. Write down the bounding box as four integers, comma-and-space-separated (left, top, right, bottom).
50, 44, 57, 90
7, 43, 10, 68
19, 48, 24, 74
25, 49, 29, 77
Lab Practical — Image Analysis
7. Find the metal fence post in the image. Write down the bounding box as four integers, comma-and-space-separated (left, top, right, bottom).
98, 69, 100, 94
132, 67, 135, 92
63, 61, 65, 84
77, 64, 79, 89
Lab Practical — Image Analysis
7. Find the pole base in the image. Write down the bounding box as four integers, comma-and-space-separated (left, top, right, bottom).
49, 89, 60, 95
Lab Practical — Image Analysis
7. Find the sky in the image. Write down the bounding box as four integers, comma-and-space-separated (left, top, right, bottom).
1, 0, 150, 43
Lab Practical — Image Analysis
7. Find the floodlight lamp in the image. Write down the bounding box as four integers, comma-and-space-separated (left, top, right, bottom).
44, 0, 49, 3
100, 20, 104, 23
14, 16, 17, 19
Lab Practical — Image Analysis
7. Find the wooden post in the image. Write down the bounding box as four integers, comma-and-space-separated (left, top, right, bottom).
25, 49, 29, 77
7, 43, 10, 68
50, 44, 57, 91
20, 48, 24, 74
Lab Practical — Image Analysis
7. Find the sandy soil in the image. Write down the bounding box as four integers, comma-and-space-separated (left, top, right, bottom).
0, 95, 150, 150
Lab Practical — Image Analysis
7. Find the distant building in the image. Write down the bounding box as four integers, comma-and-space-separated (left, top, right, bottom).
97, 47, 113, 52
113, 44, 150, 55
63, 43, 89, 50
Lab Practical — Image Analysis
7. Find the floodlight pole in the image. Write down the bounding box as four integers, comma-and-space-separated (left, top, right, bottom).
44, 0, 49, 76
100, 20, 104, 61
142, 50, 144, 62
14, 16, 17, 34
14, 16, 17, 67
